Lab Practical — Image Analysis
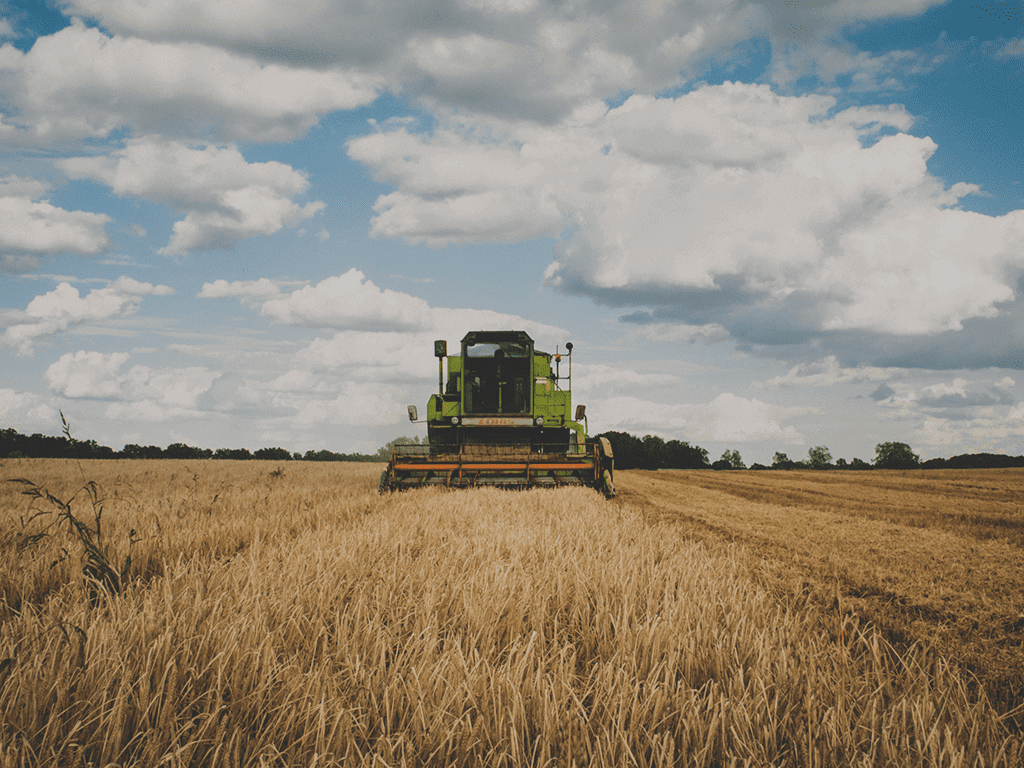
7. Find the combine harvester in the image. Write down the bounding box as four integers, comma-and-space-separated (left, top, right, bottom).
379, 331, 614, 497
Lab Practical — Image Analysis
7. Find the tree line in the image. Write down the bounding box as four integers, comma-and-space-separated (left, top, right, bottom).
3, 425, 1023, 471
593, 432, 1024, 471
0, 428, 384, 463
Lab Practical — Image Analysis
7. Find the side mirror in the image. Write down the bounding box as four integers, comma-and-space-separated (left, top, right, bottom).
574, 404, 586, 420
408, 405, 418, 422
434, 340, 447, 358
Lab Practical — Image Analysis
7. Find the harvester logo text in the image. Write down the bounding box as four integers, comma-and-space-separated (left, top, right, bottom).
463, 417, 534, 426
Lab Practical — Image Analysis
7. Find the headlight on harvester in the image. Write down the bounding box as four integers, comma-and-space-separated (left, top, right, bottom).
451, 416, 460, 425
535, 416, 544, 426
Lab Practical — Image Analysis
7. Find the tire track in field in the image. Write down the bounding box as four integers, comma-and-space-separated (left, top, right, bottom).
615, 469, 1024, 714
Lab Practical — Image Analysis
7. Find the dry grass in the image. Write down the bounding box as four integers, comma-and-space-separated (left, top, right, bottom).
0, 459, 1021, 766
659, 469, 1024, 546
0, 459, 380, 620
618, 469, 1024, 722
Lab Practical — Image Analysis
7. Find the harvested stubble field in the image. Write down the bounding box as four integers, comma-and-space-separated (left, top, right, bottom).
0, 459, 1021, 767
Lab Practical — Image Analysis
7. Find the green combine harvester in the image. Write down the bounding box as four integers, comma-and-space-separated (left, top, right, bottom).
379, 330, 614, 496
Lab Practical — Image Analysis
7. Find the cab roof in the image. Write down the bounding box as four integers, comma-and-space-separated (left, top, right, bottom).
461, 331, 533, 346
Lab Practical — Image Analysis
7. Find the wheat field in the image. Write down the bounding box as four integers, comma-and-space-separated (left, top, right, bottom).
0, 459, 1021, 766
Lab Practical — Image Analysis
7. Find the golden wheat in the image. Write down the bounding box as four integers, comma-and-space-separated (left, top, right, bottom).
621, 469, 1024, 721
0, 460, 1020, 766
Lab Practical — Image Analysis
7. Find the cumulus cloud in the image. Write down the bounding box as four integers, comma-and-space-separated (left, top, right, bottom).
286, 381, 408, 427
570, 363, 684, 400
759, 356, 907, 388
197, 278, 283, 300
0, 174, 110, 272
995, 37, 1024, 58
914, 408, 1024, 456
192, 365, 411, 427
56, 0, 945, 124
202, 268, 569, 358
349, 127, 565, 245
260, 269, 432, 331
0, 387, 57, 424
198, 269, 572, 420
295, 332, 435, 381
627, 321, 732, 346
907, 377, 1017, 411
0, 20, 377, 143
45, 350, 130, 398
872, 374, 1022, 422
1, 277, 173, 356
588, 391, 810, 444
60, 137, 324, 255
293, 315, 571, 382
45, 349, 222, 421
349, 83, 1024, 363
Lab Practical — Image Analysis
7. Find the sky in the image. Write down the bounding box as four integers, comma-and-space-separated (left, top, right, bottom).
0, 0, 1022, 465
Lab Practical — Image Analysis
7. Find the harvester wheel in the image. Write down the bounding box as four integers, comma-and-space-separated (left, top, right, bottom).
378, 470, 391, 495
602, 469, 615, 498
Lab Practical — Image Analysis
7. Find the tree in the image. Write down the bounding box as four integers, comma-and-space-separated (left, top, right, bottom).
772, 451, 796, 469
874, 441, 919, 469
664, 439, 710, 469
254, 447, 292, 461
807, 445, 832, 470
214, 447, 253, 460
720, 449, 745, 470
122, 444, 164, 459
642, 435, 667, 469
165, 442, 211, 459
376, 436, 423, 460
595, 432, 646, 470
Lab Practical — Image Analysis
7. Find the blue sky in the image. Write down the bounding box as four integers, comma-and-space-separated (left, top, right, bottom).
0, 0, 1022, 465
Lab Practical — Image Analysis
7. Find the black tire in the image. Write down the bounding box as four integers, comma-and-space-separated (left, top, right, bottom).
378, 470, 390, 495
602, 469, 615, 498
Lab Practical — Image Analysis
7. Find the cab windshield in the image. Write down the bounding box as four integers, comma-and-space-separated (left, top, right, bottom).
464, 341, 532, 414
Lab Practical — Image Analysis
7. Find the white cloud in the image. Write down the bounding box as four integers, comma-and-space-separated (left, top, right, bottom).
0, 20, 377, 143
629, 322, 732, 345
104, 399, 205, 423
197, 278, 282, 300
121, 364, 221, 409
261, 268, 432, 331
570, 363, 684, 400
588, 391, 810, 443
44, 349, 221, 421
768, 38, 943, 91
1, 277, 173, 356
0, 175, 110, 272
915, 411, 1024, 455
294, 315, 569, 382
56, 0, 946, 123
871, 374, 1022, 434
759, 356, 907, 388
203, 268, 569, 354
45, 350, 130, 398
348, 127, 565, 246
0, 388, 57, 424
349, 83, 1024, 340
60, 137, 324, 255
295, 332, 437, 381
204, 368, 411, 427
195, 269, 573, 430
287, 382, 408, 427
996, 37, 1024, 58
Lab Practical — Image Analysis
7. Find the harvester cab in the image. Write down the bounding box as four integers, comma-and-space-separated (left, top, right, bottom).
379, 330, 614, 496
